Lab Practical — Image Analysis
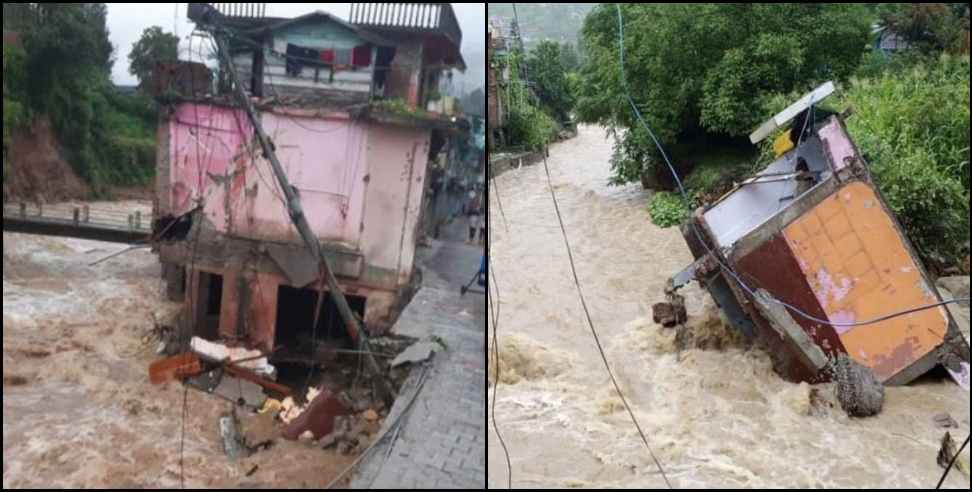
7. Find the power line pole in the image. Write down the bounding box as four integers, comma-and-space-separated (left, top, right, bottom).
188, 4, 397, 406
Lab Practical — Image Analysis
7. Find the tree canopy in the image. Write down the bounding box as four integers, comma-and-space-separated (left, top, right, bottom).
575, 3, 872, 184
129, 26, 180, 92
12, 3, 158, 193
525, 40, 576, 124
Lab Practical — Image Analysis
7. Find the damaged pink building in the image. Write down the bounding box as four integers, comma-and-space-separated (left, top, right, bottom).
153, 3, 467, 359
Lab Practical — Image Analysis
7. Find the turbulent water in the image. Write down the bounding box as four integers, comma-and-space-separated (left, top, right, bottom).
2, 201, 355, 488
486, 126, 971, 489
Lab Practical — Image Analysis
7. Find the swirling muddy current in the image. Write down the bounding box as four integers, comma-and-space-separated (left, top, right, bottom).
486, 126, 971, 489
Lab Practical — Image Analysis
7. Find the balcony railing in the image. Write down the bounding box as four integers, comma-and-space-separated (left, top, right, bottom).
349, 3, 461, 50
212, 3, 267, 19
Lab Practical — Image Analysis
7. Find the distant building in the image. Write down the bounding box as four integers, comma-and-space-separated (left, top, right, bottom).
872, 25, 911, 55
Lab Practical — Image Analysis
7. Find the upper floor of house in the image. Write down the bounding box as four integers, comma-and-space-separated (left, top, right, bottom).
212, 3, 465, 113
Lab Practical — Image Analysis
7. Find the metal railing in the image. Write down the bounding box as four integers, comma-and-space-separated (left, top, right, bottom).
212, 3, 267, 19
349, 3, 462, 49
2, 202, 154, 244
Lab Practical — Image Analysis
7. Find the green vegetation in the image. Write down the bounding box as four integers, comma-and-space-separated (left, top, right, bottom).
3, 45, 29, 185
648, 191, 689, 228
492, 36, 579, 152
876, 3, 970, 55
525, 41, 576, 125
576, 3, 872, 185
373, 98, 431, 119
6, 4, 160, 196
844, 55, 970, 262
495, 48, 559, 152
129, 26, 180, 92
572, 2, 969, 265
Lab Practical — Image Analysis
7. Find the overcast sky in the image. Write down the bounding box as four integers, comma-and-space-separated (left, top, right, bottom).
106, 3, 485, 89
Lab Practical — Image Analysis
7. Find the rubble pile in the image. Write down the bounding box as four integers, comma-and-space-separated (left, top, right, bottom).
832, 354, 885, 418
319, 411, 384, 456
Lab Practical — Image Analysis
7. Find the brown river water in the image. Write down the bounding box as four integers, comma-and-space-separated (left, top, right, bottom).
2, 201, 355, 488
486, 126, 971, 489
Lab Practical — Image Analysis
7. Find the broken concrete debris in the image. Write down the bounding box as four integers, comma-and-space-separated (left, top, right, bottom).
220, 413, 244, 461
831, 354, 885, 418
938, 432, 971, 479
214, 375, 267, 409
190, 337, 276, 379
319, 414, 379, 456
240, 411, 280, 451
390, 340, 438, 369
282, 388, 351, 441
652, 301, 687, 328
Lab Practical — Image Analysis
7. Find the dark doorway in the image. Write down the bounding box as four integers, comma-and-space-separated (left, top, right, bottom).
274, 285, 366, 354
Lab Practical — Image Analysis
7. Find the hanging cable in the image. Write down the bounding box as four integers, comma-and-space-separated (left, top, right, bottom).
612, 4, 971, 329
490, 174, 510, 235
489, 246, 513, 489
935, 434, 970, 489
540, 152, 674, 489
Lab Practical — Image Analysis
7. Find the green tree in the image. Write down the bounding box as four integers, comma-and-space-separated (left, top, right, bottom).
559, 43, 581, 73
526, 40, 575, 124
877, 3, 970, 54
18, 3, 157, 193
576, 3, 871, 185
129, 26, 180, 92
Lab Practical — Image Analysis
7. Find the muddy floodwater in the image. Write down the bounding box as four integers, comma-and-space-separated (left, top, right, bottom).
2, 201, 354, 488
486, 126, 971, 489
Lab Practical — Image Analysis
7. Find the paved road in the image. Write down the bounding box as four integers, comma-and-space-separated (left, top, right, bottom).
351, 220, 486, 489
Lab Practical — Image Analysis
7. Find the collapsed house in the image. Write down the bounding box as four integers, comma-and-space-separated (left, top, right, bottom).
668, 83, 971, 391
152, 3, 467, 364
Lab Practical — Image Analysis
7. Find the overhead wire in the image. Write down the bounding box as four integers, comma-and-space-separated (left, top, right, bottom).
178, 29, 215, 490
208, 20, 375, 403
935, 433, 971, 489
502, 2, 676, 487
488, 220, 512, 489
611, 3, 971, 330
539, 150, 675, 488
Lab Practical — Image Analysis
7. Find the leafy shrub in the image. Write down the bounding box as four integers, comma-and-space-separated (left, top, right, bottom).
648, 191, 690, 228
16, 4, 157, 195
576, 3, 872, 185
506, 104, 557, 152
843, 55, 970, 261
3, 46, 29, 185
754, 56, 970, 262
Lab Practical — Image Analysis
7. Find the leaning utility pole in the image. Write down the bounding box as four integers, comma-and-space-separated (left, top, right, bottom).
188, 3, 396, 405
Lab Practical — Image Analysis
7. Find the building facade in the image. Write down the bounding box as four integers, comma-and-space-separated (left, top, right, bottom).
154, 3, 467, 356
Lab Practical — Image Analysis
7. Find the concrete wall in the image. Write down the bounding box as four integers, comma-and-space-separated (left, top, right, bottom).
360, 123, 431, 287
162, 103, 432, 292
384, 37, 425, 108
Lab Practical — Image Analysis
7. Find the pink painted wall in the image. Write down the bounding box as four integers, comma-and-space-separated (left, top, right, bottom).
360, 124, 431, 284
168, 104, 251, 229
232, 113, 370, 247
165, 103, 432, 289
818, 119, 857, 172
